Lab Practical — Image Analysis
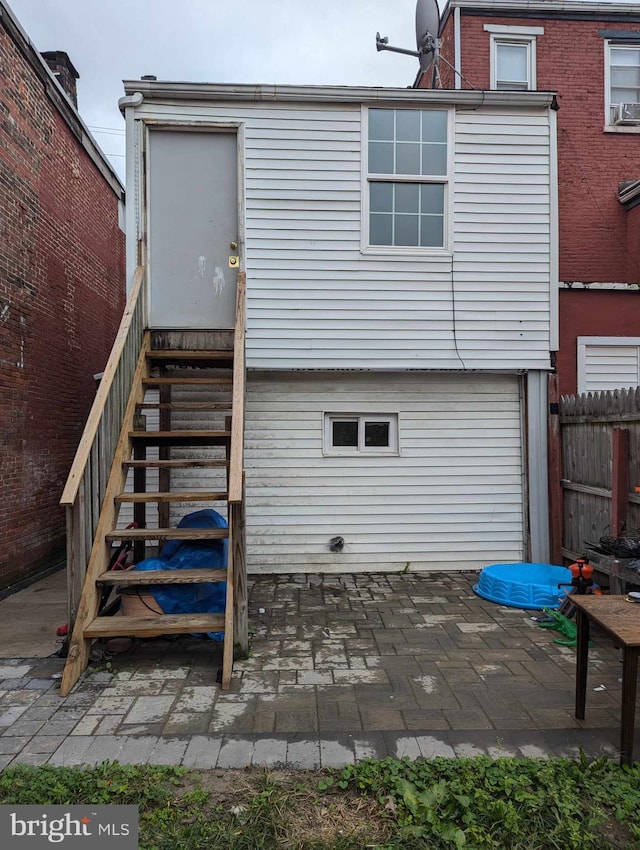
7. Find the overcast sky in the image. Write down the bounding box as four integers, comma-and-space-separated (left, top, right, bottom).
8, 0, 423, 182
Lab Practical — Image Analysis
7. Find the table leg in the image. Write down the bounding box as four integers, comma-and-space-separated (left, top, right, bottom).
620, 647, 639, 766
575, 608, 589, 720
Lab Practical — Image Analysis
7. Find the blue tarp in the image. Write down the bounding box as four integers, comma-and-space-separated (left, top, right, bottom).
133, 509, 228, 640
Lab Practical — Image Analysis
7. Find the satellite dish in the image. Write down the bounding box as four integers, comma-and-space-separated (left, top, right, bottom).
416, 0, 440, 71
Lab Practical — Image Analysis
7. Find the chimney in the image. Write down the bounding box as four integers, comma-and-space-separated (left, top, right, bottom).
41, 51, 79, 108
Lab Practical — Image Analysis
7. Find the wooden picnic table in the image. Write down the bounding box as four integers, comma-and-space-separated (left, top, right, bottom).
573, 595, 640, 765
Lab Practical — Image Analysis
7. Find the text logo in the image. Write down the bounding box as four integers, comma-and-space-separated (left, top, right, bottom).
0, 805, 138, 848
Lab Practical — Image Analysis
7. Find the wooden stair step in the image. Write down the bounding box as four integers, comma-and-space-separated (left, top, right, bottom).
85, 613, 225, 638
129, 430, 230, 447
106, 527, 229, 541
147, 349, 234, 364
143, 377, 232, 386
116, 491, 228, 503
123, 459, 229, 469
147, 349, 233, 359
97, 568, 227, 585
137, 402, 232, 411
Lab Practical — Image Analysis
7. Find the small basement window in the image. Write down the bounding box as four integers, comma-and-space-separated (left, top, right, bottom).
323, 413, 399, 455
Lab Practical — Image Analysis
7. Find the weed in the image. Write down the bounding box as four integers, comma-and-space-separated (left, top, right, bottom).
1, 757, 639, 849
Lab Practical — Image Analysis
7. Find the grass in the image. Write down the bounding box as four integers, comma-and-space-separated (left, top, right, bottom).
0, 755, 639, 849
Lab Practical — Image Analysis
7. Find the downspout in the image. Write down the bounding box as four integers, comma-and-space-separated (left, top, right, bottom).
454, 6, 461, 90
118, 92, 144, 297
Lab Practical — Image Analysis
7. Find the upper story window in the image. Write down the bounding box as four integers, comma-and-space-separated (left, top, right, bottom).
495, 41, 532, 90
606, 42, 640, 127
365, 107, 449, 252
484, 25, 543, 91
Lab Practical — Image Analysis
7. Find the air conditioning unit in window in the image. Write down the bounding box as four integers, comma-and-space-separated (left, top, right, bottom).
614, 103, 640, 125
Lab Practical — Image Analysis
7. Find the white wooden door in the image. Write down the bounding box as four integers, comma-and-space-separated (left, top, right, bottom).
148, 129, 238, 329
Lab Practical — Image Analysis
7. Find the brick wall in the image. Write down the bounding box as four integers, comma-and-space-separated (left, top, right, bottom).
0, 25, 125, 590
437, 13, 640, 285
434, 10, 640, 395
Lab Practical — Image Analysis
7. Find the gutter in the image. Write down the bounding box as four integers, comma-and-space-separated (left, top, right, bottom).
440, 1, 640, 30
122, 80, 557, 110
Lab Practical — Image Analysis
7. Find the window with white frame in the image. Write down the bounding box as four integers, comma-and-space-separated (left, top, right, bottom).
606, 42, 640, 125
323, 413, 399, 455
485, 25, 542, 91
366, 108, 448, 250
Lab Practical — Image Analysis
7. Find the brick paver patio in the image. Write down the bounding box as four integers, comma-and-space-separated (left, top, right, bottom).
0, 572, 635, 767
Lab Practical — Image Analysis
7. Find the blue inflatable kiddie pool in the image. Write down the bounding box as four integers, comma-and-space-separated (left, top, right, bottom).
473, 562, 573, 610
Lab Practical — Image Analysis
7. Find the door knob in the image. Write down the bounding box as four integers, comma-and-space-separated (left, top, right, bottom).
230, 241, 238, 250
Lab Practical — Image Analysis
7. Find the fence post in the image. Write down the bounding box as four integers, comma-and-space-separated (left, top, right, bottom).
548, 373, 563, 563
611, 428, 629, 536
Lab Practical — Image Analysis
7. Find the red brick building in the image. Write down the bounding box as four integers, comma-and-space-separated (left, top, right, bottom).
0, 2, 125, 591
427, 0, 640, 396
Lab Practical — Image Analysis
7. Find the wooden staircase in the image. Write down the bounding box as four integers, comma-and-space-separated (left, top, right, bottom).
61, 331, 244, 696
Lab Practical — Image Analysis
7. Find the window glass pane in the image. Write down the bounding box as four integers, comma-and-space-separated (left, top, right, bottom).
612, 68, 640, 87
395, 142, 421, 174
420, 183, 444, 215
370, 213, 393, 245
364, 421, 390, 447
496, 42, 529, 86
395, 214, 419, 246
369, 141, 394, 174
421, 110, 448, 143
369, 109, 394, 141
611, 47, 640, 66
421, 143, 447, 175
396, 109, 421, 141
370, 182, 393, 212
395, 183, 419, 213
420, 215, 444, 247
612, 88, 640, 105
332, 420, 358, 447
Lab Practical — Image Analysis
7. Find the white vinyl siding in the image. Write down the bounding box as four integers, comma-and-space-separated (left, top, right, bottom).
245, 371, 524, 573
135, 99, 553, 372
577, 336, 640, 392
453, 108, 551, 369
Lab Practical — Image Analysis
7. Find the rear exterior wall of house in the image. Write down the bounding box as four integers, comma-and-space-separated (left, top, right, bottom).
0, 24, 125, 590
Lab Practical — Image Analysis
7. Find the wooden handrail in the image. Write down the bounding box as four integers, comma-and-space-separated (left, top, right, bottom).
228, 271, 246, 504
60, 267, 145, 507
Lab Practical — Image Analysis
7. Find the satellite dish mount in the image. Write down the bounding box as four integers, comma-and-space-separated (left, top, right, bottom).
376, 0, 442, 86
375, 31, 436, 64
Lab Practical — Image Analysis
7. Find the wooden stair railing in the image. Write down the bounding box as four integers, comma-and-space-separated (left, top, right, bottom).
60, 267, 147, 637
59, 271, 248, 696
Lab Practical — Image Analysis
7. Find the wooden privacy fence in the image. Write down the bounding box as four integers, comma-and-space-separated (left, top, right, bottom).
550, 385, 640, 562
